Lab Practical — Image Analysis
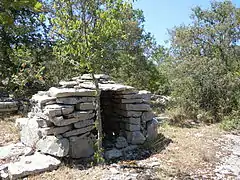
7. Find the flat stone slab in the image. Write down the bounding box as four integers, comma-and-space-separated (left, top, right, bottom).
0, 101, 18, 112
0, 101, 18, 108
75, 102, 95, 110
64, 111, 95, 120
74, 119, 94, 129
0, 143, 32, 160
31, 94, 56, 107
114, 93, 149, 100
114, 109, 142, 117
40, 125, 72, 136
113, 98, 145, 104
49, 111, 94, 126
36, 136, 69, 157
81, 74, 110, 80
62, 125, 95, 137
110, 116, 141, 125
49, 87, 96, 98
59, 80, 78, 88
56, 97, 95, 105
0, 106, 18, 112
8, 152, 61, 179
99, 83, 135, 91
116, 103, 151, 111
44, 104, 74, 117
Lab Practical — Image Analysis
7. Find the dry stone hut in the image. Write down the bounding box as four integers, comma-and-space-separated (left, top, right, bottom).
17, 74, 158, 160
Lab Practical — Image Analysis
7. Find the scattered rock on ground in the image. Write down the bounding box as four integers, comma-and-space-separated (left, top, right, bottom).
0, 143, 33, 160
105, 148, 123, 160
8, 152, 61, 179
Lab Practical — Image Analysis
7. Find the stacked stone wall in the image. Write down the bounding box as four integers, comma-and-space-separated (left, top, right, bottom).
16, 74, 158, 159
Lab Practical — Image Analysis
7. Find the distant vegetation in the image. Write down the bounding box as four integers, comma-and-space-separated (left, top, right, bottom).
0, 0, 239, 128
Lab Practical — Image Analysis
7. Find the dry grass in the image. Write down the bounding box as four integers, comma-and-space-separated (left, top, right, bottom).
155, 123, 223, 179
29, 164, 105, 180
0, 115, 225, 179
0, 115, 21, 146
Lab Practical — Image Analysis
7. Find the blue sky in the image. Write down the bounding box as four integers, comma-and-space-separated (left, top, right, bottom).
134, 0, 240, 46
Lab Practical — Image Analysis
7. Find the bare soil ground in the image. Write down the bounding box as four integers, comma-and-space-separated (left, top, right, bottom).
0, 115, 229, 179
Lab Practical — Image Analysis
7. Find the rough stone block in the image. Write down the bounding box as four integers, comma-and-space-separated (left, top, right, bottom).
36, 136, 69, 157
114, 109, 142, 117
125, 131, 146, 145
35, 112, 50, 121
34, 116, 53, 128
121, 117, 141, 125
104, 148, 122, 160
146, 118, 158, 141
15, 118, 28, 130
138, 90, 151, 101
124, 123, 141, 131
69, 136, 94, 158
8, 152, 61, 179
74, 119, 94, 129
20, 118, 42, 147
115, 136, 128, 149
141, 111, 155, 123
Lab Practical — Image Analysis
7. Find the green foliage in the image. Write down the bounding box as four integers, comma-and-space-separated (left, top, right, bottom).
221, 111, 240, 131
0, 0, 55, 97
0, 0, 42, 25
8, 46, 46, 97
168, 1, 240, 122
93, 148, 105, 165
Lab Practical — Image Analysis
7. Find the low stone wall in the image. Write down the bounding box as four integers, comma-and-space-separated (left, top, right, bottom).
0, 101, 18, 113
0, 97, 30, 115
16, 74, 158, 160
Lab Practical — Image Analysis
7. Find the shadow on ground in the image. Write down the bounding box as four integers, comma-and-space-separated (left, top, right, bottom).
64, 132, 173, 171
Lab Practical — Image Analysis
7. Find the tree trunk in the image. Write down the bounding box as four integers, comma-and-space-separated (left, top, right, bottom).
91, 73, 102, 151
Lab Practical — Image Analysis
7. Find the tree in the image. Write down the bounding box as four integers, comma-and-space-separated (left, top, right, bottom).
169, 1, 240, 121
51, 0, 141, 155
0, 0, 56, 97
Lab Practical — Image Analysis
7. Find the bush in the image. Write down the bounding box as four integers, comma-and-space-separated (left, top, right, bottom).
221, 112, 240, 131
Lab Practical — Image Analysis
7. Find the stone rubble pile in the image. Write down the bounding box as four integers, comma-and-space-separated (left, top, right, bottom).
0, 74, 158, 179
